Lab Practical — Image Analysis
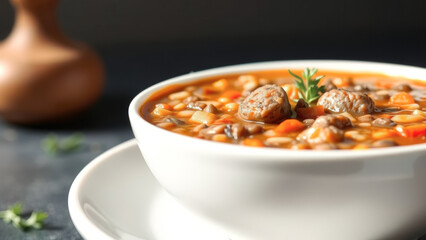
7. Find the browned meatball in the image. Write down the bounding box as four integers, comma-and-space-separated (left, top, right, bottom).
317, 89, 375, 115
238, 84, 291, 123
312, 115, 353, 129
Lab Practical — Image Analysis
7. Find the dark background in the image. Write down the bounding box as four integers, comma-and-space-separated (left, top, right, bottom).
1, 0, 426, 239
1, 0, 426, 95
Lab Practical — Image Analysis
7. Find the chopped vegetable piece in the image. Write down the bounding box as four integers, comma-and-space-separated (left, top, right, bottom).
155, 103, 172, 110
332, 77, 353, 88
242, 138, 265, 147
296, 105, 325, 120
275, 119, 306, 134
152, 107, 172, 117
396, 124, 426, 138
189, 111, 217, 124
212, 79, 229, 90
282, 84, 300, 101
353, 144, 370, 150
390, 92, 415, 105
221, 90, 242, 100
371, 130, 398, 140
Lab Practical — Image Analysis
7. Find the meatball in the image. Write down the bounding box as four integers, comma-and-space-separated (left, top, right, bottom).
317, 89, 375, 115
312, 115, 352, 129
322, 79, 338, 92
238, 84, 291, 123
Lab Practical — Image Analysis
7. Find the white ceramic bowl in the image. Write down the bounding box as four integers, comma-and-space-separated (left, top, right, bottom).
129, 60, 426, 240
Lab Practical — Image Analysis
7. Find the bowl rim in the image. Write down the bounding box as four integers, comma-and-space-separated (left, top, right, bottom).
129, 60, 426, 162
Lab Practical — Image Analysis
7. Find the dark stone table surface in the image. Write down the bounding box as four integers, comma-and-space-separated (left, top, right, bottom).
0, 40, 426, 239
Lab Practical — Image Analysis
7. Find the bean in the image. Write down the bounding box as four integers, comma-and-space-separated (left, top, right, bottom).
199, 125, 226, 139
372, 118, 396, 127
358, 122, 371, 127
223, 103, 239, 113
266, 137, 293, 145
372, 139, 398, 148
165, 117, 185, 126
173, 103, 186, 111
302, 119, 315, 127
291, 143, 311, 150
176, 110, 195, 118
212, 134, 229, 142
186, 102, 207, 110
169, 91, 190, 100
218, 97, 232, 103
357, 114, 374, 122
224, 123, 247, 140
245, 124, 263, 135
238, 75, 259, 91
189, 111, 217, 124
344, 130, 367, 142
193, 124, 207, 133
391, 115, 424, 123
152, 107, 172, 117
413, 110, 426, 117
155, 103, 172, 110
183, 95, 201, 104
312, 143, 338, 150
156, 122, 174, 129
392, 83, 412, 92
399, 104, 420, 110
212, 79, 229, 91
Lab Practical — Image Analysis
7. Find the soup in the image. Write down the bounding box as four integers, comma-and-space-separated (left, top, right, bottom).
140, 69, 426, 150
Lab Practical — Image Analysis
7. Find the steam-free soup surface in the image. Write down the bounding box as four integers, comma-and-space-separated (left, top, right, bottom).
141, 70, 426, 150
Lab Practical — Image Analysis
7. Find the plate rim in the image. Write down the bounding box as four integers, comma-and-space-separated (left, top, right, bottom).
68, 138, 140, 240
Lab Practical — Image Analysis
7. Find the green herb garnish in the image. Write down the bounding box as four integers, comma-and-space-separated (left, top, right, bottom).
289, 68, 325, 105
0, 203, 48, 231
42, 133, 84, 155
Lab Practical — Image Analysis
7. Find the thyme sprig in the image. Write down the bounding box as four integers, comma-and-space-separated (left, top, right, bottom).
289, 68, 325, 105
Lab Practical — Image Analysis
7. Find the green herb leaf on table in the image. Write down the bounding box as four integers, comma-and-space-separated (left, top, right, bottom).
42, 133, 84, 155
289, 68, 325, 105
0, 203, 48, 231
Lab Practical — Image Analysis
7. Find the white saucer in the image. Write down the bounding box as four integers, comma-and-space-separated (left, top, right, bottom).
68, 139, 228, 240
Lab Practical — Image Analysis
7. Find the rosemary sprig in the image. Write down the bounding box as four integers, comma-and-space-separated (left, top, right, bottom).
289, 68, 325, 105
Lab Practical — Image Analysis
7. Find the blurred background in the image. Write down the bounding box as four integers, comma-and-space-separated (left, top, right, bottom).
1, 0, 426, 112
2, 0, 426, 101
1, 1, 426, 239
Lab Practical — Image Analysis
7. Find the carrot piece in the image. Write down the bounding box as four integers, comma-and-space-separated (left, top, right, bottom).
242, 139, 265, 147
296, 106, 325, 120
202, 86, 218, 94
275, 119, 306, 134
220, 90, 242, 100
390, 92, 415, 105
353, 144, 370, 150
396, 124, 426, 138
155, 103, 173, 111
371, 130, 398, 140
282, 84, 300, 101
374, 113, 393, 119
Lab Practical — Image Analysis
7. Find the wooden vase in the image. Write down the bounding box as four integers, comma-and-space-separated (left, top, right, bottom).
0, 0, 104, 124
